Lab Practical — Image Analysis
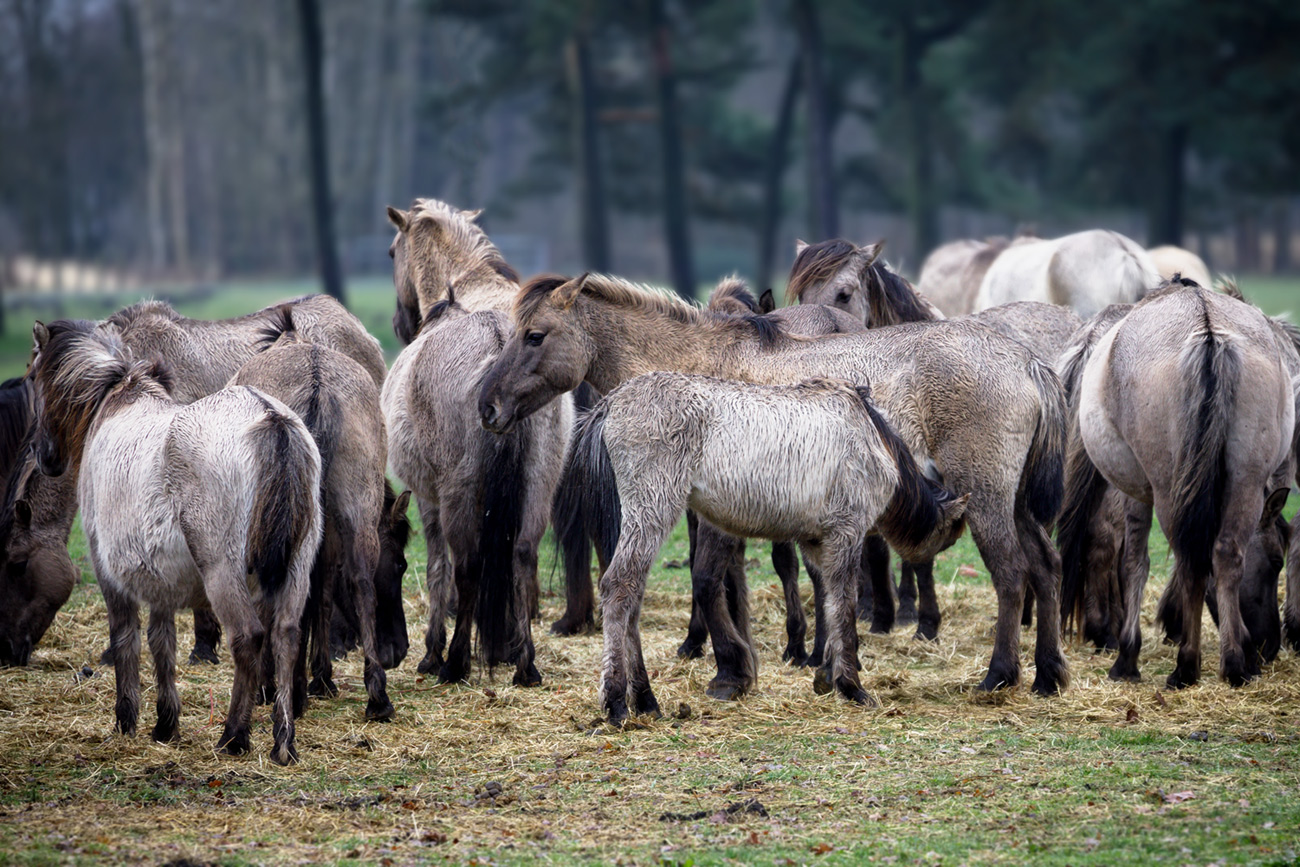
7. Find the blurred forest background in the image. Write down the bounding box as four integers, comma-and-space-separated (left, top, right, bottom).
1, 0, 1299, 331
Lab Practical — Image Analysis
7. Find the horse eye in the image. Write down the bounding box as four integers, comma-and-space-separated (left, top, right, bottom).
835, 292, 851, 304
526, 331, 546, 347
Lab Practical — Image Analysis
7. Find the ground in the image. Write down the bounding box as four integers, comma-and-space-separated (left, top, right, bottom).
1, 278, 1299, 866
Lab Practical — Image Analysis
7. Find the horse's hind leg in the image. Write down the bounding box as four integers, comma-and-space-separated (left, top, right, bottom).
146, 609, 181, 743
1017, 511, 1069, 695
677, 510, 708, 660
269, 581, 307, 765
189, 608, 222, 665
205, 569, 265, 757
1166, 555, 1206, 689
805, 534, 874, 706
1284, 512, 1300, 652
968, 512, 1030, 691
1212, 500, 1263, 687
910, 560, 941, 641
772, 541, 807, 664
417, 496, 453, 675
1109, 503, 1152, 681
895, 564, 919, 624
862, 535, 894, 635
306, 534, 339, 699
439, 553, 477, 684
692, 521, 756, 700
344, 522, 394, 719
102, 581, 142, 736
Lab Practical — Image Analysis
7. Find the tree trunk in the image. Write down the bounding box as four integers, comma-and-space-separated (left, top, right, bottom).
1273, 198, 1292, 274
1148, 123, 1187, 247
565, 33, 611, 273
135, 0, 168, 272
756, 56, 801, 294
647, 0, 694, 300
295, 0, 346, 305
793, 0, 837, 241
898, 14, 937, 264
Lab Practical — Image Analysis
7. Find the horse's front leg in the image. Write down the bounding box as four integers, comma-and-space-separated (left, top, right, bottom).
102, 580, 141, 737
189, 607, 222, 665
417, 496, 452, 675
1166, 556, 1206, 690
1284, 512, 1300, 652
692, 520, 755, 701
771, 540, 806, 664
909, 560, 941, 641
805, 534, 874, 706
800, 549, 828, 668
677, 510, 708, 659
862, 535, 894, 635
895, 563, 919, 624
146, 608, 181, 743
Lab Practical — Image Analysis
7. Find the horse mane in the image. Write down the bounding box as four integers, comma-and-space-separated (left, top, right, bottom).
408, 198, 520, 285
254, 304, 298, 351
785, 239, 857, 305
36, 322, 175, 466
864, 262, 938, 326
515, 272, 789, 348
706, 275, 761, 314
105, 299, 182, 329
0, 377, 33, 475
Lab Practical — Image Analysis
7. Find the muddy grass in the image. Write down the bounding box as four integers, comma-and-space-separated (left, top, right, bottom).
2, 515, 1299, 867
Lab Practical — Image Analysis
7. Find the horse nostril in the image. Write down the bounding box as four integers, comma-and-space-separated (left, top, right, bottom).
481, 402, 500, 427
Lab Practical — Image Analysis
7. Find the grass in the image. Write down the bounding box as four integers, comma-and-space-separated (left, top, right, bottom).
1, 275, 1300, 865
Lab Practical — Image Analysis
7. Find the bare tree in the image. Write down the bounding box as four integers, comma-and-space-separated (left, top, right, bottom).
647, 0, 694, 299
295, 0, 345, 304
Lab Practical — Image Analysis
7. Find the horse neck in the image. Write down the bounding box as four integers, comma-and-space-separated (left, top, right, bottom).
420, 269, 518, 316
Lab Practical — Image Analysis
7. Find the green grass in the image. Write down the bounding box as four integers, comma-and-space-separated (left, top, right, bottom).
2, 275, 1300, 864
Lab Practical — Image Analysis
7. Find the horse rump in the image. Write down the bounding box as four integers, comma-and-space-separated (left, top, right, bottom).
246, 403, 322, 596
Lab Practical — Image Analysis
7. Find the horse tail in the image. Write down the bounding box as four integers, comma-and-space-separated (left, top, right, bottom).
471, 425, 530, 668
246, 395, 322, 598
558, 399, 621, 566
1167, 294, 1239, 579
853, 385, 958, 552
1056, 421, 1110, 634
552, 383, 598, 602
1022, 357, 1067, 526
254, 303, 298, 350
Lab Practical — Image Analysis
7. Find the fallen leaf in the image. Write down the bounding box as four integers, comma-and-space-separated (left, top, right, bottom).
1126, 706, 1139, 724
1153, 690, 1168, 707
1162, 790, 1195, 804
957, 565, 980, 578
811, 842, 834, 855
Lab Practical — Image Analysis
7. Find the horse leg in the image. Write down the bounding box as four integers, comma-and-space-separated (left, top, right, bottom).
189, 607, 222, 665
1166, 555, 1207, 690
1021, 583, 1034, 628
269, 574, 308, 766
1017, 511, 1069, 696
1082, 496, 1123, 651
771, 540, 807, 664
205, 569, 265, 757
1213, 504, 1260, 687
968, 512, 1029, 692
1284, 512, 1300, 652
551, 381, 598, 636
677, 510, 708, 659
910, 560, 941, 641
800, 548, 828, 668
439, 554, 477, 684
862, 535, 894, 635
511, 484, 552, 688
146, 609, 181, 743
627, 609, 661, 718
693, 521, 756, 700
416, 496, 452, 675
102, 581, 141, 736
1109, 502, 1152, 681
895, 563, 919, 624
346, 522, 394, 720
723, 534, 758, 679
599, 542, 659, 726
306, 533, 338, 700
805, 535, 874, 706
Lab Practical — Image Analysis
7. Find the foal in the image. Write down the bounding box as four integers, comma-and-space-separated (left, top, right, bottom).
570, 372, 968, 725
30, 321, 322, 764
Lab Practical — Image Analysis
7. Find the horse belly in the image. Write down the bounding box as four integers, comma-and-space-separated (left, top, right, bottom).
688, 446, 841, 541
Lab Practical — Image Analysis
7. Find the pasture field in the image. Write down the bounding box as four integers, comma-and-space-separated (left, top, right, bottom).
1, 275, 1299, 865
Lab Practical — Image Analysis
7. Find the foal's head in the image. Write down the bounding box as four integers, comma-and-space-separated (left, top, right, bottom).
29, 320, 171, 477
786, 239, 882, 323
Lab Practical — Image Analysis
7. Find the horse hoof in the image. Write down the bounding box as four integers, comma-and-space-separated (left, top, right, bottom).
634, 694, 663, 718
1107, 665, 1141, 683
513, 665, 543, 687
977, 669, 1019, 692
896, 605, 919, 625
188, 646, 220, 665
844, 686, 877, 707
783, 647, 808, 666
308, 677, 338, 699
705, 682, 746, 702
812, 666, 834, 696
606, 697, 629, 728
869, 619, 893, 636
799, 652, 824, 669
99, 647, 115, 667
150, 721, 179, 743
1165, 670, 1198, 690
270, 742, 299, 766
416, 653, 442, 675
255, 685, 274, 706
676, 640, 706, 660
217, 728, 250, 756
438, 663, 468, 685
549, 615, 593, 637
913, 623, 940, 642
365, 700, 396, 722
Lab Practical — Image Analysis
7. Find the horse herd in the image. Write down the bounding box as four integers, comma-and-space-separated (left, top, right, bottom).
0, 200, 1296, 761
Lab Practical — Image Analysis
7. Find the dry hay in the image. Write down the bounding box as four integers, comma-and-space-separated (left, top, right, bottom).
1, 543, 1298, 864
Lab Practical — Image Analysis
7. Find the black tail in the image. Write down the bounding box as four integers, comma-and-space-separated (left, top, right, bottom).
255, 303, 297, 351
853, 386, 959, 553
296, 344, 341, 486
1022, 358, 1067, 526
557, 400, 621, 567
472, 426, 530, 668
1056, 426, 1110, 634
552, 383, 598, 594
247, 400, 321, 597
1167, 294, 1239, 578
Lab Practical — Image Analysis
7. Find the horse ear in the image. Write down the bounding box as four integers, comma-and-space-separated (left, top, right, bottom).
392, 490, 412, 518
555, 273, 588, 309
860, 240, 885, 267
386, 206, 409, 232
1261, 488, 1289, 529
758, 288, 776, 314
795, 239, 809, 256
32, 321, 50, 354
461, 208, 483, 222
946, 493, 971, 522
14, 499, 32, 527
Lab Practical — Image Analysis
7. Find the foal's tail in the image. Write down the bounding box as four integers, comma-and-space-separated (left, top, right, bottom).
247, 400, 323, 598
1056, 419, 1110, 634
551, 383, 598, 602
1022, 357, 1067, 526
853, 386, 964, 557
557, 400, 622, 566
1167, 296, 1240, 579
472, 426, 530, 668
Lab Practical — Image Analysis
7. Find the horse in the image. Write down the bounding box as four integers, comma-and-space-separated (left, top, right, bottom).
916, 237, 1022, 317
331, 482, 413, 669
1055, 280, 1296, 687
479, 272, 1070, 698
975, 229, 1162, 319
0, 293, 393, 668
1148, 245, 1212, 289
386, 198, 597, 636
29, 320, 322, 764
229, 316, 409, 721
566, 372, 968, 724
784, 241, 1081, 638
383, 289, 572, 686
